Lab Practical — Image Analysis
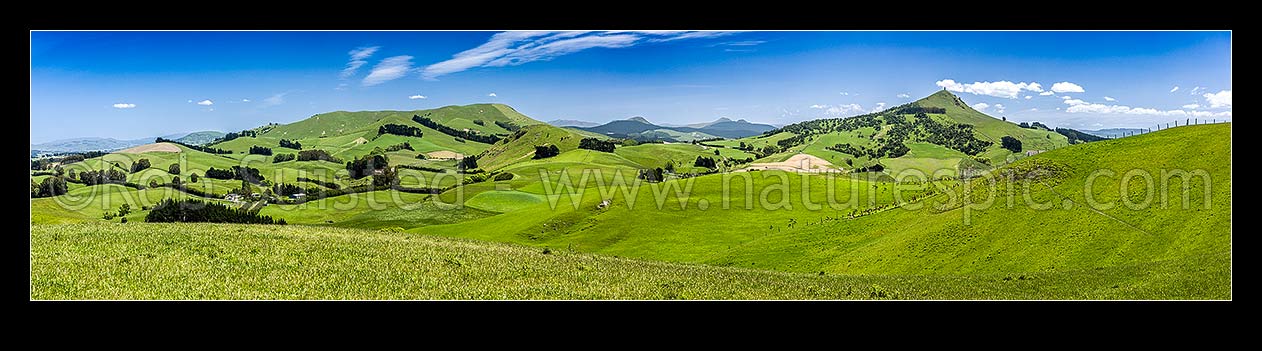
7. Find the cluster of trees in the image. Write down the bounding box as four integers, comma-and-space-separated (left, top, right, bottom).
578, 138, 616, 152
31, 176, 68, 197
210, 129, 259, 145
272, 183, 318, 197
249, 146, 273, 155
130, 159, 150, 173
472, 119, 485, 126
155, 137, 232, 154
296, 176, 340, 189
458, 155, 479, 171
76, 169, 128, 185
412, 114, 501, 144
204, 166, 265, 183
384, 142, 414, 152
372, 167, 398, 187
297, 149, 341, 163
694, 156, 718, 169
1000, 136, 1023, 153
145, 198, 286, 225
168, 164, 180, 175
273, 153, 296, 163
888, 104, 946, 115
279, 139, 302, 149
853, 163, 885, 173
637, 168, 665, 182
493, 172, 514, 181
378, 123, 425, 138
346, 153, 389, 179
1054, 128, 1106, 144
494, 120, 520, 132
776, 134, 809, 150
533, 144, 561, 159
912, 112, 991, 156
826, 141, 908, 159
1019, 122, 1051, 130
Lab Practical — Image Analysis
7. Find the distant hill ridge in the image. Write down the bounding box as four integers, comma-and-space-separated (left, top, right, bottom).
578, 116, 776, 140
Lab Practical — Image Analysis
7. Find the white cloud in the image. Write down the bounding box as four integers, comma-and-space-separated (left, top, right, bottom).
897, 93, 911, 98
935, 79, 1043, 99
1050, 82, 1085, 93
971, 102, 990, 111
1203, 90, 1231, 108
994, 103, 1005, 113
408, 95, 427, 100
196, 99, 213, 106
1027, 108, 1039, 112
1061, 96, 1072, 100
421, 31, 733, 80
810, 103, 866, 117
1182, 104, 1200, 109
186, 99, 192, 103
241, 99, 251, 102
1039, 91, 1055, 96
719, 40, 765, 46
871, 102, 887, 112
1103, 96, 1116, 102
112, 103, 136, 109
1170, 86, 1180, 93
362, 55, 414, 86
1062, 97, 1231, 118
1024, 95, 1032, 100
341, 46, 380, 79
488, 93, 497, 97
1189, 86, 1205, 95
261, 92, 287, 108
838, 92, 850, 96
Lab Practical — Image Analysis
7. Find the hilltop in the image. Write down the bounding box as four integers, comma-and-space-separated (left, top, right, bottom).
711, 90, 1070, 176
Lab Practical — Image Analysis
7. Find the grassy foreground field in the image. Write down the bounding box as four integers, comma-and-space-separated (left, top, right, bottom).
31, 223, 1228, 299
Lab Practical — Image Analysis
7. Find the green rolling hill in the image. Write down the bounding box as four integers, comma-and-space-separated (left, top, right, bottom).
713, 90, 1068, 176
29, 94, 1231, 299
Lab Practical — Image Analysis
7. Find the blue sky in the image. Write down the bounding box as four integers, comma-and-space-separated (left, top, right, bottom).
30, 31, 1231, 143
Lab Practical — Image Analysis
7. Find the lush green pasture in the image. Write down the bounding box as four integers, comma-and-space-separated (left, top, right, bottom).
31, 223, 1229, 299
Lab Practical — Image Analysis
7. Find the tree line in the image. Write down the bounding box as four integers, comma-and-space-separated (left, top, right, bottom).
378, 123, 425, 138
534, 144, 561, 159
205, 165, 265, 183
385, 142, 414, 152
279, 139, 302, 149
578, 138, 616, 152
412, 114, 502, 144
1054, 128, 1106, 144
155, 137, 232, 154
495, 120, 520, 132
249, 145, 273, 156
298, 149, 341, 163
145, 198, 286, 225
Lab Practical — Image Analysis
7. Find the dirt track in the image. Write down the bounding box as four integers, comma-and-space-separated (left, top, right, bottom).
117, 142, 181, 154
426, 150, 464, 160
744, 153, 840, 173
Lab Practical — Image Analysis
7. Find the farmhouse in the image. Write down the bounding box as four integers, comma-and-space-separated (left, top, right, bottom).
1026, 150, 1044, 156
224, 194, 243, 202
